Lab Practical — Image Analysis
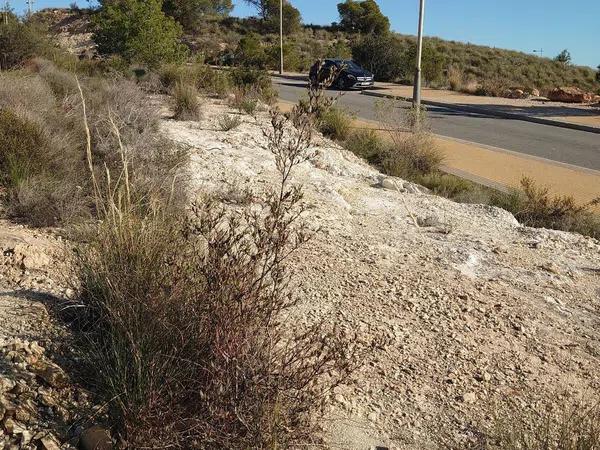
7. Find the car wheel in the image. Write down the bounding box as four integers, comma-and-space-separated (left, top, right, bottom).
335, 77, 346, 90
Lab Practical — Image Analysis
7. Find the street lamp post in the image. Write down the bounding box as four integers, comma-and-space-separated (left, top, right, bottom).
279, 0, 283, 75
533, 49, 544, 58
412, 0, 425, 115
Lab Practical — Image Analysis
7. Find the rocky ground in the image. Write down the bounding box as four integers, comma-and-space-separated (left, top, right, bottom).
0, 222, 108, 449
163, 99, 600, 449
1, 96, 598, 449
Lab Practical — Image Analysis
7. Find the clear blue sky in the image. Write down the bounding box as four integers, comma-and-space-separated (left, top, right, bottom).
11, 0, 598, 68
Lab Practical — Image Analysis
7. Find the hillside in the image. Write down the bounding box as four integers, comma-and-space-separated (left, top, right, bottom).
33, 8, 600, 97
168, 96, 600, 448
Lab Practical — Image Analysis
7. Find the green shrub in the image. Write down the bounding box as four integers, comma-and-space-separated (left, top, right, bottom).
93, 0, 188, 68
414, 172, 475, 198
318, 107, 352, 141
403, 42, 446, 85
230, 66, 276, 103
0, 109, 49, 187
235, 32, 269, 68
337, 0, 390, 34
217, 113, 242, 131
162, 0, 233, 30
0, 19, 51, 70
343, 128, 387, 163
351, 32, 406, 81
230, 65, 270, 90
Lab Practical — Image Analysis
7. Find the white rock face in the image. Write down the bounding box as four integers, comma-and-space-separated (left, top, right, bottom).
163, 101, 600, 449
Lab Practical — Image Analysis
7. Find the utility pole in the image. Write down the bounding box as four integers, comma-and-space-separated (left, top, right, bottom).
412, 0, 425, 116
25, 0, 34, 17
279, 0, 284, 74
533, 49, 543, 58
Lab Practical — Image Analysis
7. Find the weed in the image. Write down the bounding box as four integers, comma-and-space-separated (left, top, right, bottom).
318, 107, 352, 141
217, 113, 242, 131
173, 82, 202, 121
343, 128, 388, 163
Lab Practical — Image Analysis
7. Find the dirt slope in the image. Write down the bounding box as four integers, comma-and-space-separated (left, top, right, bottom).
164, 100, 600, 449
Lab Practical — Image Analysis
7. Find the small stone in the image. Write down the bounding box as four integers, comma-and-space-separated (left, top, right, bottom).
39, 434, 61, 450
461, 392, 477, 403
32, 363, 68, 388
79, 426, 112, 450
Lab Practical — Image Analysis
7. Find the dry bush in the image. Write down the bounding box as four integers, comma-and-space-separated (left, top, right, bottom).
375, 99, 444, 178
228, 89, 259, 115
447, 65, 464, 91
492, 177, 600, 238
173, 82, 202, 121
217, 113, 242, 131
73, 104, 355, 448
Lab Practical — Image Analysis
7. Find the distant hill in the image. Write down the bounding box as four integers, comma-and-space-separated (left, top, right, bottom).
34, 9, 600, 97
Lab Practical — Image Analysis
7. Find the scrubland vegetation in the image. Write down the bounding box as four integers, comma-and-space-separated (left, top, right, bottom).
0, 10, 354, 448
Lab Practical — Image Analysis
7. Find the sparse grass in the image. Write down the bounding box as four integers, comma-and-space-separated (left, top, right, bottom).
173, 82, 202, 120
451, 397, 600, 450
491, 177, 600, 238
318, 107, 352, 141
217, 113, 242, 131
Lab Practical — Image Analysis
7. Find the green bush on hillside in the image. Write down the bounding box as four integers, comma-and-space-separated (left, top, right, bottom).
351, 33, 405, 81
337, 0, 390, 34
162, 0, 232, 30
93, 0, 188, 68
0, 18, 52, 70
243, 0, 301, 34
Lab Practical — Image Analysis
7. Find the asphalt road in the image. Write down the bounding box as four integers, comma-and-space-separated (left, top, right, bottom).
274, 77, 600, 171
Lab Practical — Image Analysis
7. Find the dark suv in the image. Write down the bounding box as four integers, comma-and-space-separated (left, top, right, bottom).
309, 59, 374, 90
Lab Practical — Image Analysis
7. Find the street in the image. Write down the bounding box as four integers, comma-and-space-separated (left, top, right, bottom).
274, 77, 600, 172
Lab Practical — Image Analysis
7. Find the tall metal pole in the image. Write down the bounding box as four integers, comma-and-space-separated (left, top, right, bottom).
279, 0, 284, 74
412, 0, 425, 113
25, 0, 34, 17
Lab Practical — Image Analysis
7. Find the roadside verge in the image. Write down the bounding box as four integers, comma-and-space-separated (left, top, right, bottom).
362, 90, 600, 135
277, 99, 600, 206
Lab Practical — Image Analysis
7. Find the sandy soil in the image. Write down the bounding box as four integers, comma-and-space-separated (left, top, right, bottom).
163, 99, 600, 449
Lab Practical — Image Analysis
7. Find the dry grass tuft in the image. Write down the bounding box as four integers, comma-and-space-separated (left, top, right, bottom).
492, 177, 600, 238
0, 60, 186, 226
317, 107, 352, 141
217, 113, 242, 131
173, 82, 202, 121
450, 396, 600, 450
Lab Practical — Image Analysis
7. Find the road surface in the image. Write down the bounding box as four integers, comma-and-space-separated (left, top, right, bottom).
274, 77, 600, 172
